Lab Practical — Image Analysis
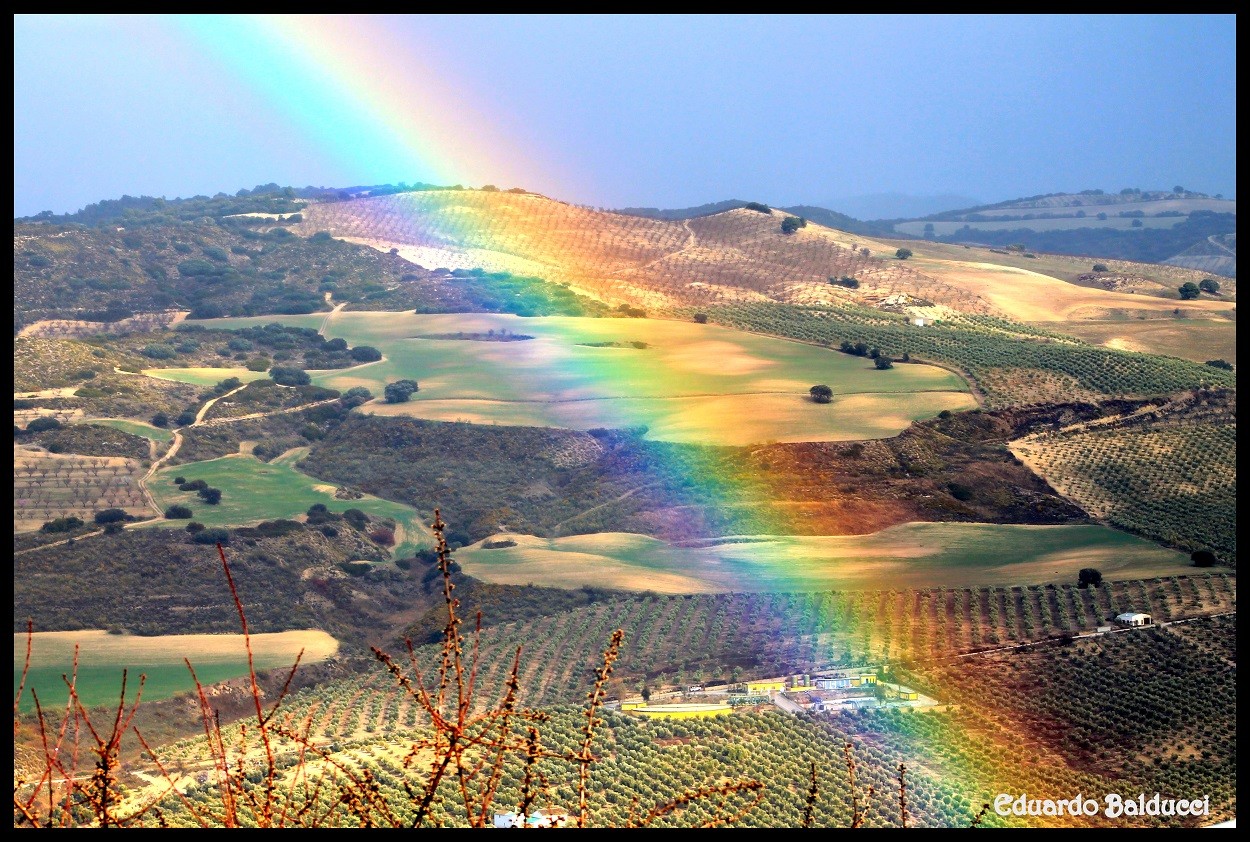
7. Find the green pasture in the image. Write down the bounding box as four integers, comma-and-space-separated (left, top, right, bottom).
14, 629, 337, 712
87, 417, 174, 443
142, 367, 272, 387
148, 449, 431, 557
456, 523, 1195, 593
203, 312, 972, 444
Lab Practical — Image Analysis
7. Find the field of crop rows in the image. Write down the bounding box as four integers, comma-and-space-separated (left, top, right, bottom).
1013, 421, 1237, 562
273, 576, 1234, 742
13, 444, 150, 531
298, 194, 992, 314
703, 302, 1235, 407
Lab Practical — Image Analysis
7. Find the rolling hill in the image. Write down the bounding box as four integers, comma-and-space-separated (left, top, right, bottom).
890, 188, 1236, 275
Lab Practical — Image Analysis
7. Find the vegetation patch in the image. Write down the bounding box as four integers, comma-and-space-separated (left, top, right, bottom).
13, 629, 337, 712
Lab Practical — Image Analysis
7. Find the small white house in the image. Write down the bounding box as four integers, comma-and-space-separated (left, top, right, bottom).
1115, 612, 1152, 627
912, 317, 931, 327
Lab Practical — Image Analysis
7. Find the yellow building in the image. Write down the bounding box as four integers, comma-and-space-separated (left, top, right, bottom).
629, 703, 732, 720
745, 680, 786, 695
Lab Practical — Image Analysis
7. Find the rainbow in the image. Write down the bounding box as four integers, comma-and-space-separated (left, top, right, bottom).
172, 15, 533, 193
149, 16, 1187, 826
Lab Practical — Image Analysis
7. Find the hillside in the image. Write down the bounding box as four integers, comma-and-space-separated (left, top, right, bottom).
890, 189, 1236, 275
293, 189, 1236, 332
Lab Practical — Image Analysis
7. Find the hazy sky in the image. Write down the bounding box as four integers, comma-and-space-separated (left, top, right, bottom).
13, 14, 1237, 217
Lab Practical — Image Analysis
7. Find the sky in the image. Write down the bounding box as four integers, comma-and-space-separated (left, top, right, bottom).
13, 14, 1237, 218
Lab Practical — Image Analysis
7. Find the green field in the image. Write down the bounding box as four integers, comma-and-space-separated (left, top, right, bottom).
201, 312, 973, 445
148, 449, 431, 557
87, 417, 174, 443
142, 367, 272, 387
13, 629, 337, 712
456, 523, 1194, 593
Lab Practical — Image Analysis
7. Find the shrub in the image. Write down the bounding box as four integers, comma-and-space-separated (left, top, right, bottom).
1178, 282, 1201, 300
246, 357, 271, 372
808, 385, 833, 404
743, 202, 771, 214
895, 248, 913, 260
180, 478, 208, 492
141, 344, 178, 360
40, 516, 84, 534
693, 313, 708, 324
1198, 278, 1221, 294
1092, 263, 1108, 272
384, 379, 420, 403
339, 386, 373, 409
151, 412, 169, 428
94, 508, 129, 525
192, 527, 230, 545
874, 356, 894, 370
830, 276, 859, 289
164, 505, 194, 519
270, 366, 311, 386
197, 487, 223, 505
1077, 568, 1103, 588
175, 410, 197, 427
780, 216, 806, 234
1191, 550, 1217, 567
342, 508, 369, 530
185, 521, 206, 533
1204, 359, 1233, 370
25, 417, 62, 433
350, 345, 383, 362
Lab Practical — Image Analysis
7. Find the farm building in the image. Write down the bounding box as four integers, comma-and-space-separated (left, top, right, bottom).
1115, 612, 1153, 627
745, 680, 786, 695
911, 317, 931, 327
811, 696, 877, 712
815, 674, 875, 684
493, 808, 569, 828
626, 703, 732, 720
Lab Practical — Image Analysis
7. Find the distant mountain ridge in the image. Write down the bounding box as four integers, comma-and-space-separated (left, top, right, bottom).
889, 188, 1236, 277
614, 200, 898, 237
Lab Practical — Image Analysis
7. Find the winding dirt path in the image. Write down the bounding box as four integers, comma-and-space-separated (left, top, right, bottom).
319, 296, 346, 335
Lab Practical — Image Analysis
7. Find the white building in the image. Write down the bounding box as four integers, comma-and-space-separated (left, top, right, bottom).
1115, 612, 1152, 627
493, 809, 569, 828
912, 317, 931, 327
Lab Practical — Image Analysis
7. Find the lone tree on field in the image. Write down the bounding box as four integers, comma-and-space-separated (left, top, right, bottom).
1191, 550, 1217, 568
1077, 567, 1103, 589
809, 385, 833, 404
895, 248, 913, 260
25, 417, 62, 433
1092, 263, 1108, 273
781, 216, 807, 234
1199, 278, 1221, 294
1178, 282, 1201, 300
94, 508, 129, 525
874, 356, 894, 370
693, 313, 708, 324
384, 379, 420, 403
